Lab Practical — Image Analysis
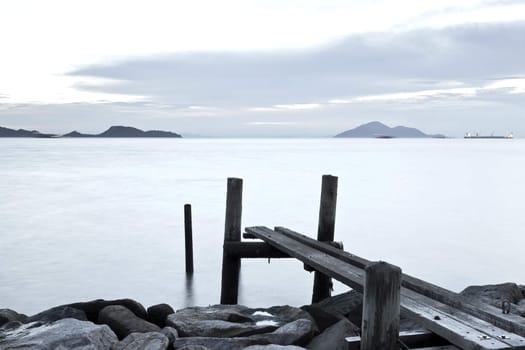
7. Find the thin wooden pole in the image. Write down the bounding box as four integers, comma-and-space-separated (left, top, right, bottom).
184, 204, 194, 274
312, 174, 338, 303
220, 177, 243, 304
361, 261, 401, 350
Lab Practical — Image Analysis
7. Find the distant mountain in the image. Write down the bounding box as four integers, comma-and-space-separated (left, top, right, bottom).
0, 126, 56, 138
335, 121, 445, 138
63, 126, 182, 138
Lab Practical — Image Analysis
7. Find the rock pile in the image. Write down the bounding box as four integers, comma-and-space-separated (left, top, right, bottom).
1, 282, 524, 349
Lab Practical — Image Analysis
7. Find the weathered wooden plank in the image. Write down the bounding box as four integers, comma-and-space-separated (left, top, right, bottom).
223, 242, 291, 258
346, 330, 449, 350
312, 174, 338, 303
245, 226, 515, 350
361, 261, 401, 350
220, 178, 243, 304
246, 226, 365, 291
274, 226, 525, 338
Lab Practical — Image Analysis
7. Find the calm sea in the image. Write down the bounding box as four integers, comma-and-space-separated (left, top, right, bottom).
1, 138, 524, 315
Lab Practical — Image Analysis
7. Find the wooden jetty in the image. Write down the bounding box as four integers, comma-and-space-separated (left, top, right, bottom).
217, 176, 525, 350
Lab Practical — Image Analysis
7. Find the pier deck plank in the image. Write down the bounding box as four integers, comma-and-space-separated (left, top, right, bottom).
245, 226, 525, 350
273, 226, 525, 338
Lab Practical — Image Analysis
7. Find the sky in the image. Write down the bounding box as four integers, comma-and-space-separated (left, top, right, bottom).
0, 0, 524, 137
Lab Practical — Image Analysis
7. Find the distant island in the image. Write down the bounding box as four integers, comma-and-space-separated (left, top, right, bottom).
0, 126, 182, 138
335, 121, 445, 138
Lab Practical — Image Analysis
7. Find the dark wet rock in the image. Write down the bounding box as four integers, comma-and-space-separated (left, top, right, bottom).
247, 306, 313, 324
98, 305, 161, 340
112, 332, 169, 350
173, 337, 255, 350
519, 285, 525, 298
0, 318, 117, 349
244, 346, 306, 350
67, 298, 147, 322
0, 309, 28, 327
300, 305, 343, 332
461, 283, 523, 306
313, 290, 363, 326
306, 318, 359, 350
1, 320, 23, 331
147, 303, 175, 328
27, 305, 87, 323
166, 305, 276, 338
249, 319, 315, 346
160, 326, 179, 346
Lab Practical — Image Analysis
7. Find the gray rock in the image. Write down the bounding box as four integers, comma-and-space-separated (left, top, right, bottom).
67, 299, 148, 322
27, 305, 87, 323
461, 283, 523, 307
112, 332, 169, 350
167, 305, 276, 338
519, 285, 525, 298
313, 290, 363, 326
1, 321, 23, 331
244, 346, 306, 350
0, 318, 118, 349
160, 326, 179, 346
249, 319, 314, 346
173, 337, 255, 350
306, 319, 359, 350
99, 305, 161, 340
0, 309, 28, 327
300, 305, 343, 332
147, 304, 175, 328
177, 346, 209, 350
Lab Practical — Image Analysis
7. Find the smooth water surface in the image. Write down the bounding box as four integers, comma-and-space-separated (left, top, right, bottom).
1, 138, 524, 314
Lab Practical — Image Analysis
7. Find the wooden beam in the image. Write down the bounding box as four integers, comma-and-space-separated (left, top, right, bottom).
223, 242, 291, 258
346, 330, 450, 350
361, 261, 401, 350
274, 226, 525, 338
245, 226, 521, 350
220, 178, 243, 304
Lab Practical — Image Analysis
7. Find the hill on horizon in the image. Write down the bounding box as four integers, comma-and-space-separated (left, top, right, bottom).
0, 125, 182, 138
335, 121, 445, 138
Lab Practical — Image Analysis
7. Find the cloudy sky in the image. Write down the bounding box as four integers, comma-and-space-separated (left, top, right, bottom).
1, 0, 524, 137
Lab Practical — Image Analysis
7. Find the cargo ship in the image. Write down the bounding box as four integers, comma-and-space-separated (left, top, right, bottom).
464, 132, 513, 139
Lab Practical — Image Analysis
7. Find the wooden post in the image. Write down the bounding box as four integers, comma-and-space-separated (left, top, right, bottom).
220, 177, 243, 304
361, 261, 401, 350
184, 204, 194, 274
312, 174, 338, 303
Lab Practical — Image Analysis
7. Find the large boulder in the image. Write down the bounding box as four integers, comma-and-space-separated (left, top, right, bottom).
244, 346, 306, 350
249, 319, 315, 346
147, 303, 175, 328
0, 318, 117, 349
27, 306, 87, 323
312, 290, 363, 326
98, 305, 161, 340
300, 305, 343, 332
306, 318, 359, 350
166, 305, 276, 338
173, 337, 255, 350
112, 332, 169, 350
0, 309, 28, 327
461, 283, 524, 306
66, 298, 147, 322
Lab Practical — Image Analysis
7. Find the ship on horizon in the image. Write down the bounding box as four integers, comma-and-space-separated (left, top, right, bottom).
464, 132, 513, 139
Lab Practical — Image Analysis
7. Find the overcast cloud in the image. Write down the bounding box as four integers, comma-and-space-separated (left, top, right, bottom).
0, 1, 524, 137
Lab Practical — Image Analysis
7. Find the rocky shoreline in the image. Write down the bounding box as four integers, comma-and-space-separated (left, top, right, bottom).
1, 282, 524, 350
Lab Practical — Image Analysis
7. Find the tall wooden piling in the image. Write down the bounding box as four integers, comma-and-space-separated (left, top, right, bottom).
220, 177, 243, 304
184, 204, 194, 274
361, 261, 401, 350
312, 174, 338, 303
